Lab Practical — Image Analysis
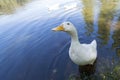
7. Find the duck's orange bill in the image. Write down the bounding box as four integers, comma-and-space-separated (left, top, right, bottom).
52, 25, 64, 31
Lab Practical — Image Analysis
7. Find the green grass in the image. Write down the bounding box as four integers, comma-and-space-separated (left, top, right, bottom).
0, 0, 31, 14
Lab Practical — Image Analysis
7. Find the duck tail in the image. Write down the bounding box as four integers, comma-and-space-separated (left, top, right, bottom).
91, 40, 97, 48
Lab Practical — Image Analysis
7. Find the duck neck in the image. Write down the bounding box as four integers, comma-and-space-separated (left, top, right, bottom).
68, 30, 79, 43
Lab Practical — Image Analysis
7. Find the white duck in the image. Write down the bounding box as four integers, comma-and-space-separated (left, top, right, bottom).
52, 22, 97, 66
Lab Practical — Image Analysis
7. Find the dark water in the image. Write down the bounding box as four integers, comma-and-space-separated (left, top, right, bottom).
0, 0, 120, 80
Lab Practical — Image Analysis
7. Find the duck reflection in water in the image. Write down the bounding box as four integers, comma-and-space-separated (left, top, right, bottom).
79, 60, 97, 79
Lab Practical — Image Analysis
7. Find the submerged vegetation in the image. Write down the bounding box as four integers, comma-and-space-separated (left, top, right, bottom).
0, 0, 31, 15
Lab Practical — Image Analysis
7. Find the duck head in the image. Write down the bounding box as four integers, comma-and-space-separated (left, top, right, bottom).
52, 22, 77, 33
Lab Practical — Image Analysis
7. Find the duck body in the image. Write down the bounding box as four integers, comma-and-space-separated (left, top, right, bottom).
52, 21, 97, 66
69, 39, 97, 65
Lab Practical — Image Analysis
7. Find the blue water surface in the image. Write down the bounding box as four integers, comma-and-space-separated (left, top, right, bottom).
0, 0, 120, 80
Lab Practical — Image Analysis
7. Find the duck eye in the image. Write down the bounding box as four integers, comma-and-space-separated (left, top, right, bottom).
67, 23, 70, 25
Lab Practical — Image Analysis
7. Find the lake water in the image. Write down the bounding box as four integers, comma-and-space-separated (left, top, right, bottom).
0, 0, 120, 80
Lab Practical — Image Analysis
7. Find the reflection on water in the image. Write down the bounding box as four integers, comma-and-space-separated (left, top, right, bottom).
0, 0, 120, 80
112, 25, 120, 57
79, 0, 120, 79
82, 0, 94, 36
98, 0, 117, 45
0, 0, 31, 15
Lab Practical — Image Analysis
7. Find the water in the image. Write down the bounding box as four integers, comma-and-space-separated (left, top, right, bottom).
0, 0, 120, 80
